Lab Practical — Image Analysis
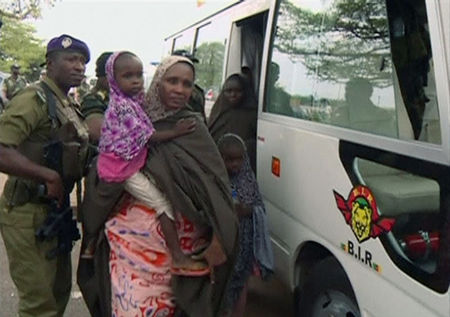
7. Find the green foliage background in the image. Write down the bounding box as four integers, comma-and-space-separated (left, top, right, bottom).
195, 42, 225, 94
0, 17, 46, 81
274, 0, 391, 86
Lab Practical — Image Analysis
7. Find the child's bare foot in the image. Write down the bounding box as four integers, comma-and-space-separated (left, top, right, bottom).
192, 234, 227, 267
172, 254, 208, 270
171, 253, 209, 276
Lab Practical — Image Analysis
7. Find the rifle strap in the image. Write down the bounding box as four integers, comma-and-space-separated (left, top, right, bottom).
40, 82, 58, 128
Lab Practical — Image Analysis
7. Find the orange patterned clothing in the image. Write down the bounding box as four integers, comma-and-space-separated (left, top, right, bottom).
105, 199, 209, 317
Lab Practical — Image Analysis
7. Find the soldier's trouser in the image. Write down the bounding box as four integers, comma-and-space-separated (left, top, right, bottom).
0, 202, 71, 317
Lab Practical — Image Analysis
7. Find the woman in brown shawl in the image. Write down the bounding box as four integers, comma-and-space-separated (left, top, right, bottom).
208, 74, 258, 171
78, 56, 238, 317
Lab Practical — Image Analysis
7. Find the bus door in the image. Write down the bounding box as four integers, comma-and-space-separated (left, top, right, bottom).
226, 11, 268, 99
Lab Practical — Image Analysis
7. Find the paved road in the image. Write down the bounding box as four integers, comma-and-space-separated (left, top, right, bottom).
0, 233, 90, 316
0, 173, 294, 316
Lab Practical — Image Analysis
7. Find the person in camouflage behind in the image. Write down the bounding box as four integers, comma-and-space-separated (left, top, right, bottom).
80, 52, 113, 143
2, 63, 28, 106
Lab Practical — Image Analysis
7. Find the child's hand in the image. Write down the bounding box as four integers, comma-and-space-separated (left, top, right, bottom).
174, 118, 196, 136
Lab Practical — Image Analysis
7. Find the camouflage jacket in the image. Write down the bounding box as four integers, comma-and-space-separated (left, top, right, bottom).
3, 75, 27, 101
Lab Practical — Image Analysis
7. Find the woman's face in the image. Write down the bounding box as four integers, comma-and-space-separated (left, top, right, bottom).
223, 78, 244, 107
114, 54, 144, 97
160, 62, 194, 110
222, 144, 245, 176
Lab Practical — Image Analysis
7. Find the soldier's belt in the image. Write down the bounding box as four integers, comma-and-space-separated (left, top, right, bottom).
3, 178, 47, 207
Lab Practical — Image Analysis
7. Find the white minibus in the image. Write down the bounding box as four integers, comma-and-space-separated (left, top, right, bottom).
164, 1, 450, 316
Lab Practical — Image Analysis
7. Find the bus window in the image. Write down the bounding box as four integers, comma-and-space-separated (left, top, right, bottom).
356, 158, 442, 283
172, 29, 195, 53
265, 0, 440, 144
162, 38, 173, 59
194, 19, 229, 105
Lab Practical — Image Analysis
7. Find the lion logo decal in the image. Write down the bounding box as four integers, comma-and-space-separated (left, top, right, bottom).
333, 185, 395, 243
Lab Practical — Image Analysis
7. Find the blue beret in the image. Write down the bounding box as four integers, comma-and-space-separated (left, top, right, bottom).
46, 34, 90, 63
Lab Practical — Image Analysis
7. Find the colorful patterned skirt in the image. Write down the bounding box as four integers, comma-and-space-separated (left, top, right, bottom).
105, 198, 209, 317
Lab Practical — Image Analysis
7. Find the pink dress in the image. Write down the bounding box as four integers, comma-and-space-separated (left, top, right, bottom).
105, 197, 209, 317
97, 149, 147, 183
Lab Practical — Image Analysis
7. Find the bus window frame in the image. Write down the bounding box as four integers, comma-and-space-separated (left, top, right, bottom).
193, 21, 212, 50
257, 0, 450, 167
192, 16, 231, 101
221, 6, 271, 80
172, 29, 196, 54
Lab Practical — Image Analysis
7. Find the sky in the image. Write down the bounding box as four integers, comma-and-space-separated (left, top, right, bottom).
31, 0, 233, 77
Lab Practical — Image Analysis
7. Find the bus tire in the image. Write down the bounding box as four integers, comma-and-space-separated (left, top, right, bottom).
297, 257, 360, 317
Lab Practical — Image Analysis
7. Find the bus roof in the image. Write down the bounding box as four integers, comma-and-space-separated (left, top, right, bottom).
164, 0, 242, 41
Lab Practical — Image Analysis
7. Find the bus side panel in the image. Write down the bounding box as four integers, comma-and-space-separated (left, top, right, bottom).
257, 118, 450, 317
265, 199, 448, 317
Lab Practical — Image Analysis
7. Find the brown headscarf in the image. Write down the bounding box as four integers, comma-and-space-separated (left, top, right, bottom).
144, 55, 194, 122
208, 73, 257, 131
208, 73, 258, 170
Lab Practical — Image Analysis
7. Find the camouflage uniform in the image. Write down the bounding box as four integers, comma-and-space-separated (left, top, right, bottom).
3, 75, 28, 103
77, 80, 91, 101
80, 89, 108, 119
80, 88, 109, 147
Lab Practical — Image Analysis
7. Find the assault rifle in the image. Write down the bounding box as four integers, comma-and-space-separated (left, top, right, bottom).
35, 141, 80, 260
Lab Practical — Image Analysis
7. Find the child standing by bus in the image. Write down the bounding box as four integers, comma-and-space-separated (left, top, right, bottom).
218, 133, 274, 317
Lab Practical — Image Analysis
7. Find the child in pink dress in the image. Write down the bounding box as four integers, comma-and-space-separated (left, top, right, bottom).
93, 51, 208, 275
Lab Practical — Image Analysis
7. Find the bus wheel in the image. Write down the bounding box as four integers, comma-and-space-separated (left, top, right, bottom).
297, 257, 360, 317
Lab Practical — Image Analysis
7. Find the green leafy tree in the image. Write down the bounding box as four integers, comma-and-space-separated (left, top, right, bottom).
0, 0, 56, 20
274, 0, 391, 85
195, 42, 225, 94
0, 0, 53, 80
0, 16, 45, 81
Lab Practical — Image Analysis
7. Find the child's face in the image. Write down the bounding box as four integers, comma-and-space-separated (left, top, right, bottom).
223, 79, 244, 107
222, 144, 245, 176
114, 54, 144, 97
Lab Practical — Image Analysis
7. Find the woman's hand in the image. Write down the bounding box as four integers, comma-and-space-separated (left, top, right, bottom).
174, 118, 196, 136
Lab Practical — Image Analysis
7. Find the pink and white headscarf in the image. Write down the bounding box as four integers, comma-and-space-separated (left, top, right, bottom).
98, 51, 154, 160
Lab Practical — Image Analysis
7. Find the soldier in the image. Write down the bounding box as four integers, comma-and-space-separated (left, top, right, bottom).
2, 63, 28, 105
172, 49, 206, 122
81, 51, 113, 143
76, 77, 91, 101
0, 34, 91, 317
39, 68, 47, 81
